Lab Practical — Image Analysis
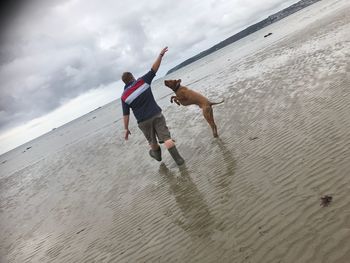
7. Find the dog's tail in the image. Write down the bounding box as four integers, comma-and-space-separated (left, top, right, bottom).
210, 99, 224, 106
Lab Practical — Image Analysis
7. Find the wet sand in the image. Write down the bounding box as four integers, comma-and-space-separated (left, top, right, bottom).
1, 0, 350, 262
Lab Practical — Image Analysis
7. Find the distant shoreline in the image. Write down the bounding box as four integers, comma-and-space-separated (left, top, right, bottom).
166, 0, 321, 75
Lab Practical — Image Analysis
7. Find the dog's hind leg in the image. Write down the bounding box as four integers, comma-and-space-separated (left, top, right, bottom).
202, 106, 218, 137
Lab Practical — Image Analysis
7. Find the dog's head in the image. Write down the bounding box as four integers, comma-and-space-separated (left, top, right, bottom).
164, 79, 181, 91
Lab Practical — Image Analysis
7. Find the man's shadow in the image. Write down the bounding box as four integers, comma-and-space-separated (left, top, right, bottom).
158, 164, 215, 239
158, 138, 236, 238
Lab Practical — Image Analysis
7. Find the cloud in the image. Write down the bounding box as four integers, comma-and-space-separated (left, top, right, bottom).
0, 0, 298, 134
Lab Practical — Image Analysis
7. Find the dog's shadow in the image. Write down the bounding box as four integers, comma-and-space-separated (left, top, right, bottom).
158, 164, 215, 238
212, 138, 236, 187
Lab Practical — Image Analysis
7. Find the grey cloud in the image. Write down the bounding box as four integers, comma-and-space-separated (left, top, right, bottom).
0, 0, 298, 133
0, 30, 124, 125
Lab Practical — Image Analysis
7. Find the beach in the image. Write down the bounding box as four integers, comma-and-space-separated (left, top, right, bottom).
1, 0, 350, 262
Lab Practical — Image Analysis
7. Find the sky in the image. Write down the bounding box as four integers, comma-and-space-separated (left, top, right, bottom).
0, 0, 299, 154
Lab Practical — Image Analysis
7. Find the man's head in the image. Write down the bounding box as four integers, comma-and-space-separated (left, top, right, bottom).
122, 72, 135, 85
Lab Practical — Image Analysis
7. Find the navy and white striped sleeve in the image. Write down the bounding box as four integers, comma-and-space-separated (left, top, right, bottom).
141, 69, 156, 84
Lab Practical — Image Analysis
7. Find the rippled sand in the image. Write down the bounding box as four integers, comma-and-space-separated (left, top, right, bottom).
1, 0, 350, 262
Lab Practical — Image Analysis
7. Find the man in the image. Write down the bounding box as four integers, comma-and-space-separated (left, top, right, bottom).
121, 47, 184, 165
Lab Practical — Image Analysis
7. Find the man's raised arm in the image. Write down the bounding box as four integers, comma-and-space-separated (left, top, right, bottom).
151, 46, 168, 73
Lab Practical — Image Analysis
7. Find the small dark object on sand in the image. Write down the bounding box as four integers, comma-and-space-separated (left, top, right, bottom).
76, 228, 86, 234
264, 33, 273, 38
320, 195, 332, 207
249, 136, 258, 140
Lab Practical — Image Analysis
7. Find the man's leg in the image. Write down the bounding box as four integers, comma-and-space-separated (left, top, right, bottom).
155, 114, 184, 166
150, 143, 161, 151
139, 117, 162, 161
149, 144, 162, 161
164, 139, 175, 149
164, 139, 184, 165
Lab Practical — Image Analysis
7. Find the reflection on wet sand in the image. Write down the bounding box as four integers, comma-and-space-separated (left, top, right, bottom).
158, 164, 215, 239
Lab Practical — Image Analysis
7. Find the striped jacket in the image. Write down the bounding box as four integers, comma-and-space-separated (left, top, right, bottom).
121, 69, 161, 123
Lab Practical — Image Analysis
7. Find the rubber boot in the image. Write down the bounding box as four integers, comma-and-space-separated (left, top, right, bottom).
168, 146, 185, 165
149, 147, 162, 161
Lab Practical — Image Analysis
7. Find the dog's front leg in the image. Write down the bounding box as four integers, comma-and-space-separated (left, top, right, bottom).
170, 96, 181, 106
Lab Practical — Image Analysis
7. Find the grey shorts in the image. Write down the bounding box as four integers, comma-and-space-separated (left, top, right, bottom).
138, 113, 171, 145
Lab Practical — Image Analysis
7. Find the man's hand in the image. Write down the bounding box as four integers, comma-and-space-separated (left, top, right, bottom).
124, 129, 131, 140
160, 47, 168, 57
152, 46, 168, 72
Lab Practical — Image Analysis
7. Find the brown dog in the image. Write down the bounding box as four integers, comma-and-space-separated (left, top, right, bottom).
164, 79, 224, 137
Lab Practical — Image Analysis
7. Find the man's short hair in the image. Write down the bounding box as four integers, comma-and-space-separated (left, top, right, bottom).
122, 72, 135, 84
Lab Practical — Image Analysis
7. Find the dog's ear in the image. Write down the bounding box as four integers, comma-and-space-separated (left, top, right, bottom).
177, 79, 182, 84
